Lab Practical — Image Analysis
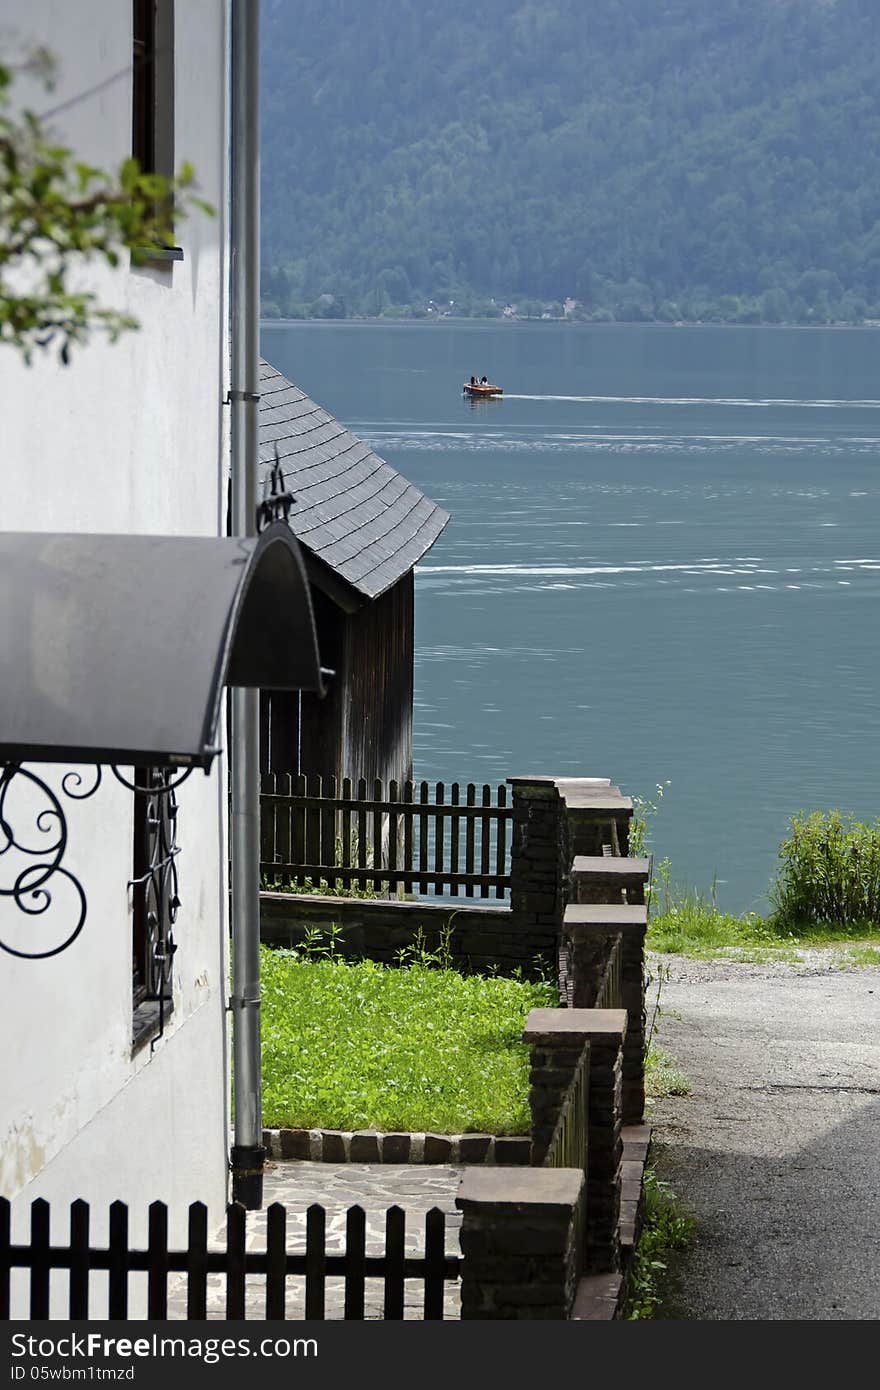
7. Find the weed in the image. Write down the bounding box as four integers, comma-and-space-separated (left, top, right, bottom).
634, 786, 880, 957
630, 780, 671, 859
647, 879, 775, 954
645, 1044, 691, 1100
624, 1168, 694, 1319
262, 871, 384, 899
840, 944, 880, 967
294, 924, 347, 960
395, 917, 457, 970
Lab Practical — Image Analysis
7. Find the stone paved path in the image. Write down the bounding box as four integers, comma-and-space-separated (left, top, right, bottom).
648, 955, 880, 1320
166, 1161, 464, 1320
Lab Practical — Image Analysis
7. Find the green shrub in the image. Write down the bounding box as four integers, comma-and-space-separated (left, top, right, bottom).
770, 810, 880, 930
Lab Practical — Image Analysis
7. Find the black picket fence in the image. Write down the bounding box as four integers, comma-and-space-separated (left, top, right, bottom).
0, 1198, 460, 1321
260, 773, 514, 898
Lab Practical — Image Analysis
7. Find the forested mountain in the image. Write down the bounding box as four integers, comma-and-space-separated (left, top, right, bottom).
261, 0, 880, 323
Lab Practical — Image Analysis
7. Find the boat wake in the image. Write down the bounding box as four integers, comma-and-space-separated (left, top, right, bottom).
504, 393, 880, 408
356, 426, 880, 455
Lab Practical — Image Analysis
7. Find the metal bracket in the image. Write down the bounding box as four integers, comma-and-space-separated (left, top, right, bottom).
224, 389, 261, 404
227, 991, 261, 1011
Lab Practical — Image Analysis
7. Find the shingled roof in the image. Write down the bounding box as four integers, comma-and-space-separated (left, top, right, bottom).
258, 358, 449, 603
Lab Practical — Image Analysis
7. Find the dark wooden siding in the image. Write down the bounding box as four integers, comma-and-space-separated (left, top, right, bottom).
261, 574, 414, 787
340, 571, 414, 787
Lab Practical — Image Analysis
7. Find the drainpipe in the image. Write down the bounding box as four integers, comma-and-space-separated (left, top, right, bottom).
229, 0, 264, 1209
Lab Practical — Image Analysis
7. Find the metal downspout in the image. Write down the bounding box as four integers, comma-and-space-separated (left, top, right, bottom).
229, 0, 263, 1209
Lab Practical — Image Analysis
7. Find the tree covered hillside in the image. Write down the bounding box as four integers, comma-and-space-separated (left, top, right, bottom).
261, 0, 880, 323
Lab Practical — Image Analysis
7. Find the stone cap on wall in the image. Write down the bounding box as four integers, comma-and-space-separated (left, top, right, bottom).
564, 904, 648, 936
564, 793, 633, 815
571, 855, 650, 881
506, 775, 611, 789
457, 1166, 585, 1211
523, 1007, 627, 1044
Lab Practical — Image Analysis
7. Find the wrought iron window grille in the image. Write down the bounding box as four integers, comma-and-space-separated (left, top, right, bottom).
130, 767, 182, 1049
0, 764, 190, 1012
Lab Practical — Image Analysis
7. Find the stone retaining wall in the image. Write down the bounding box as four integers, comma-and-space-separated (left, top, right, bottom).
260, 892, 553, 978
263, 1127, 531, 1165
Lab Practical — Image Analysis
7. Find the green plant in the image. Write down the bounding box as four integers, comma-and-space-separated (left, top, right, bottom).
394, 917, 457, 970
261, 828, 399, 898
624, 1168, 694, 1319
843, 945, 880, 966
261, 870, 383, 899
293, 924, 347, 961
770, 810, 880, 931
633, 790, 880, 957
1, 52, 212, 364
647, 875, 775, 955
643, 964, 690, 1102
645, 1044, 691, 1100
629, 780, 670, 859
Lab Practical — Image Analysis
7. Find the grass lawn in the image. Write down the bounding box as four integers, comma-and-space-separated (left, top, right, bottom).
260, 946, 555, 1135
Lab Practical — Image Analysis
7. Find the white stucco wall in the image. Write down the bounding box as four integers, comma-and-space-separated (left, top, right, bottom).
0, 0, 233, 1248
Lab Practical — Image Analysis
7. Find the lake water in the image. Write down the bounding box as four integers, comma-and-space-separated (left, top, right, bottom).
261, 320, 880, 914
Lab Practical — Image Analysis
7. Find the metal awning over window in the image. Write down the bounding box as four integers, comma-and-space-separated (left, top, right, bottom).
0, 522, 323, 769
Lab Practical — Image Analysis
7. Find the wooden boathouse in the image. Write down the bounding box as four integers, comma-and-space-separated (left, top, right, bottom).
258, 357, 449, 787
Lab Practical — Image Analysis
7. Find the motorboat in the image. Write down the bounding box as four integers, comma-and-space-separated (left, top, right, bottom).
463, 380, 503, 398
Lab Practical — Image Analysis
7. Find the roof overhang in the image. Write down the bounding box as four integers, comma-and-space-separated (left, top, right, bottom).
0, 523, 323, 770
302, 549, 365, 615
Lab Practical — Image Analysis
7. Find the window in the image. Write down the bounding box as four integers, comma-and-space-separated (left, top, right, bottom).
132, 1, 181, 263
132, 769, 180, 1049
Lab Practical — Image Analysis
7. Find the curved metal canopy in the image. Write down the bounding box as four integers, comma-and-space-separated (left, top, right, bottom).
0, 523, 323, 769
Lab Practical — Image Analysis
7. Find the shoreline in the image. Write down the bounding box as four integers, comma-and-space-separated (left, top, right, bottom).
263, 315, 880, 331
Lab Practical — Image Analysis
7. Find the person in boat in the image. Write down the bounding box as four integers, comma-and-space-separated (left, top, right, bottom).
470, 375, 477, 386
480, 376, 488, 384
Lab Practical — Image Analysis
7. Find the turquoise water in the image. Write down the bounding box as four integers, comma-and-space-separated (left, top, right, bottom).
261, 321, 880, 913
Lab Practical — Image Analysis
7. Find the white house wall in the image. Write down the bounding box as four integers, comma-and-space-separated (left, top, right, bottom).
0, 0, 232, 1248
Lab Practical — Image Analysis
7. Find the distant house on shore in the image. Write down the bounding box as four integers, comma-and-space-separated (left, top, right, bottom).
258, 358, 449, 787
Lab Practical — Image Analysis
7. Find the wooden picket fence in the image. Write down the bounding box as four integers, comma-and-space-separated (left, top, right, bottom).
0, 1197, 460, 1321
543, 1044, 589, 1174
260, 773, 514, 899
595, 934, 623, 1011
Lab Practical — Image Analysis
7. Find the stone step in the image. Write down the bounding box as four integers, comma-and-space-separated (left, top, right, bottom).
620, 1122, 652, 1259
571, 1272, 623, 1320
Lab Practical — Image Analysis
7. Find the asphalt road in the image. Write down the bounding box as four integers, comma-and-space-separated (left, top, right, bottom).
647, 955, 880, 1320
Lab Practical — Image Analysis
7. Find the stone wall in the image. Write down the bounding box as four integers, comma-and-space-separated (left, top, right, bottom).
563, 904, 648, 1125
260, 892, 541, 975
507, 776, 570, 974
524, 1008, 626, 1275
457, 1168, 585, 1319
